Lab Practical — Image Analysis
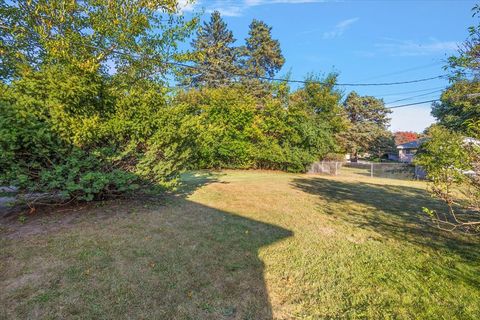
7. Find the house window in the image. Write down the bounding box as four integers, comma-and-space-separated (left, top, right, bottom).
404, 149, 417, 155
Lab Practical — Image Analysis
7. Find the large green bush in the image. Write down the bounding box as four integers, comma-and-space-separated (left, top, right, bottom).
171, 85, 338, 172
0, 0, 197, 205
0, 59, 342, 206
0, 0, 347, 206
0, 68, 189, 203
415, 126, 480, 232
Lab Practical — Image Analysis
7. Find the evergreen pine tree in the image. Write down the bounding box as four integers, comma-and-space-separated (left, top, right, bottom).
184, 11, 238, 88
242, 19, 285, 95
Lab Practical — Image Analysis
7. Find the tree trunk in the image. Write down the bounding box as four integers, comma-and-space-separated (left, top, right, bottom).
351, 150, 358, 163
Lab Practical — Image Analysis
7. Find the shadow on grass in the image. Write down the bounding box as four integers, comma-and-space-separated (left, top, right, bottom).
292, 177, 480, 290
291, 177, 480, 261
342, 165, 416, 180
0, 171, 222, 218
1, 173, 292, 319
176, 170, 224, 197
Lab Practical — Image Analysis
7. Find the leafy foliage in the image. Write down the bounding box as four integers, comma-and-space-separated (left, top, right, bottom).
394, 131, 420, 145
0, 0, 393, 208
0, 0, 193, 81
0, 91, 137, 202
447, 4, 480, 80
432, 80, 480, 135
419, 4, 480, 233
172, 80, 340, 172
368, 133, 397, 159
0, 0, 196, 205
415, 126, 480, 232
338, 91, 392, 161
432, 4, 480, 137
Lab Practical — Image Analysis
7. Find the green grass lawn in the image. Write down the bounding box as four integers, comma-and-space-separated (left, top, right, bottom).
1, 170, 479, 319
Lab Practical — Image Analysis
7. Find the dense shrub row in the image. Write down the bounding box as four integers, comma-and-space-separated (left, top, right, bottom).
0, 67, 187, 201
0, 66, 343, 203
0, 1, 385, 205
173, 85, 342, 172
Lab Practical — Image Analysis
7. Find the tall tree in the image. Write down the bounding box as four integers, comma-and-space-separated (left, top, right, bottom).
290, 73, 346, 135
0, 0, 192, 82
0, 0, 197, 203
432, 81, 480, 136
339, 91, 392, 161
241, 19, 285, 95
448, 4, 480, 80
183, 11, 238, 88
431, 5, 480, 137
287, 73, 346, 160
244, 20, 285, 78
419, 4, 480, 233
394, 131, 420, 145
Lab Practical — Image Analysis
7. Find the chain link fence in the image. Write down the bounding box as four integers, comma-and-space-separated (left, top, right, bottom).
308, 161, 344, 175
309, 161, 427, 180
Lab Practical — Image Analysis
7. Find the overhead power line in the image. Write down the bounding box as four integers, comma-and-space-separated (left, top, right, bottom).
165, 60, 446, 87
385, 89, 444, 104
355, 61, 444, 82
2, 25, 450, 87
387, 99, 440, 109
82, 44, 447, 87
379, 86, 446, 97
386, 92, 480, 109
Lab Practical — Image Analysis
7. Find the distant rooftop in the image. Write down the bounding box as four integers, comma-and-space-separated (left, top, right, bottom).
397, 137, 480, 150
397, 139, 425, 150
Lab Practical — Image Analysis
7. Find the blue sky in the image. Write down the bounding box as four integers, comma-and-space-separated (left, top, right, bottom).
180, 0, 476, 132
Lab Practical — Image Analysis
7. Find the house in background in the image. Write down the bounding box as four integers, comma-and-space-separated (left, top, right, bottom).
397, 137, 480, 164
397, 139, 425, 163
385, 152, 399, 162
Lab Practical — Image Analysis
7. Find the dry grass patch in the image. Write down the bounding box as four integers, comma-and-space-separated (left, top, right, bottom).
1, 170, 479, 319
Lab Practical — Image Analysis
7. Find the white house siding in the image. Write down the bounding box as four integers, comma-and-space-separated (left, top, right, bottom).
398, 150, 415, 163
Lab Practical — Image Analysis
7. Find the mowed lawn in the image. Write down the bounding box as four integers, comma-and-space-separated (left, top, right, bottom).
1, 170, 479, 319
